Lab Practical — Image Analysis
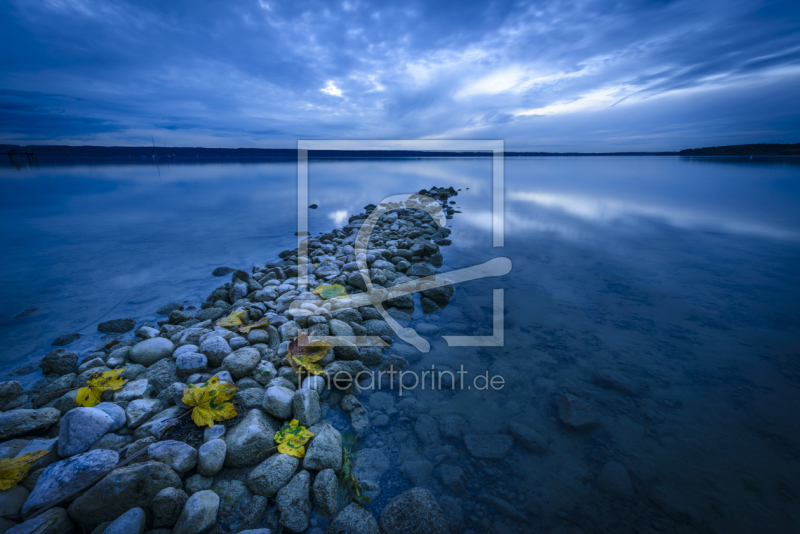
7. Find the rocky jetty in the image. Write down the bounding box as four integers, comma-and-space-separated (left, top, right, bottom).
0, 187, 470, 533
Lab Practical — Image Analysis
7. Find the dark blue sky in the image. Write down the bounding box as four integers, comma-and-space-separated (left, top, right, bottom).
2, 0, 799, 151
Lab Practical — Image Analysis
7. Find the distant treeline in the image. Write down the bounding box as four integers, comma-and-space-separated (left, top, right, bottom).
0, 144, 671, 161
678, 143, 800, 156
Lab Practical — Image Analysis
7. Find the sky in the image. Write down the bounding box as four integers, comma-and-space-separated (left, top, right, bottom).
1, 0, 799, 151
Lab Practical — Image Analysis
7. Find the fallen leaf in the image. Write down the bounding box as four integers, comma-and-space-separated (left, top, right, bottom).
286, 334, 330, 375
104, 340, 120, 349
182, 376, 238, 427
238, 317, 270, 334
0, 450, 50, 490
76, 368, 127, 407
216, 310, 246, 328
274, 419, 315, 457
311, 284, 349, 299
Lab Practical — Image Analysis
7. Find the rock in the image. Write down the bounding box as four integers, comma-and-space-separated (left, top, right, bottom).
196, 308, 225, 322
185, 474, 214, 495
406, 262, 436, 277
594, 369, 640, 395
68, 461, 182, 527
414, 414, 440, 445
252, 361, 278, 385
152, 487, 188, 528
171, 490, 219, 534
126, 398, 166, 429
222, 347, 260, 380
276, 471, 311, 533
212, 267, 235, 276
103, 507, 146, 534
199, 336, 231, 368
34, 374, 76, 407
328, 503, 379, 534
129, 338, 174, 366
0, 381, 24, 410
115, 379, 155, 402
362, 320, 394, 338
156, 302, 184, 315
89, 433, 131, 453
143, 359, 179, 391
212, 479, 268, 532
133, 406, 187, 440
333, 340, 360, 361
94, 402, 126, 431
21, 449, 119, 517
98, 319, 135, 334
224, 409, 277, 468
479, 494, 528, 523
420, 286, 453, 305
203, 425, 225, 442
507, 421, 549, 453
400, 460, 433, 486
292, 389, 321, 427
247, 329, 270, 344
438, 414, 466, 440
197, 439, 226, 477
106, 347, 131, 368
597, 461, 635, 501
558, 394, 598, 429
303, 425, 342, 471
0, 486, 29, 532
40, 349, 78, 375
236, 387, 266, 409
262, 386, 294, 420
77, 357, 107, 375
58, 407, 115, 457
353, 448, 389, 487
148, 441, 197, 475
6, 507, 73, 534
247, 453, 299, 497
380, 487, 448, 534
311, 468, 337, 516
329, 319, 355, 337
463, 434, 513, 460
175, 352, 208, 377
439, 464, 464, 492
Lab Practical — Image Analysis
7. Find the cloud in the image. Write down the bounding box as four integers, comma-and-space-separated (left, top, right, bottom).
0, 0, 798, 149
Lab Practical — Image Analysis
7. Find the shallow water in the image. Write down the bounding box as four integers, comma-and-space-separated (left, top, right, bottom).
2, 156, 800, 532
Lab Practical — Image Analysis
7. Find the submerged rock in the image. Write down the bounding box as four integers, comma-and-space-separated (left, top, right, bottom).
40, 349, 78, 375
463, 434, 513, 460
98, 318, 135, 334
597, 461, 635, 501
329, 503, 379, 534
558, 393, 599, 429
380, 487, 448, 534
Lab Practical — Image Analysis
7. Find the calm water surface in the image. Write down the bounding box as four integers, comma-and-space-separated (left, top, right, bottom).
1, 157, 799, 533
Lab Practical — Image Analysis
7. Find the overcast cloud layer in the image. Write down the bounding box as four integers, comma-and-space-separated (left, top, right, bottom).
1, 0, 799, 151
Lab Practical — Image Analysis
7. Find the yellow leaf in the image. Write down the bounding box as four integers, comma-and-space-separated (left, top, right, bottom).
274, 419, 315, 458
76, 368, 127, 407
216, 310, 246, 328
311, 284, 349, 299
0, 450, 50, 490
286, 334, 330, 376
238, 317, 270, 334
182, 376, 238, 428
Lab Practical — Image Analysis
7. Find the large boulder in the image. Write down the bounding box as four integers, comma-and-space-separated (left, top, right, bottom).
58, 407, 115, 457
224, 409, 277, 468
39, 349, 78, 376
380, 487, 448, 534
247, 453, 299, 497
0, 409, 60, 440
171, 490, 219, 534
329, 503, 380, 534
67, 461, 182, 527
21, 449, 119, 518
129, 338, 174, 366
276, 471, 311, 533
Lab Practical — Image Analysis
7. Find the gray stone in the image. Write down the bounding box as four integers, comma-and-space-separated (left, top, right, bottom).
98, 318, 135, 333
40, 349, 78, 375
197, 439, 226, 477
329, 319, 355, 337
303, 425, 342, 471
362, 320, 394, 338
224, 409, 277, 468
507, 421, 549, 453
172, 490, 219, 534
199, 336, 231, 368
597, 461, 635, 501
222, 347, 261, 379
126, 398, 167, 429
353, 448, 389, 484
175, 353, 208, 377
292, 389, 321, 427
252, 361, 278, 385
67, 461, 182, 527
94, 402, 126, 432
148, 441, 197, 475
144, 358, 179, 392
311, 468, 337, 517
247, 329, 270, 344
89, 433, 131, 453
6, 507, 73, 534
115, 379, 155, 402
400, 460, 433, 486
420, 286, 453, 305
203, 425, 225, 442
333, 340, 360, 361
0, 381, 23, 410
103, 507, 146, 534
129, 338, 174, 366
34, 374, 76, 407
236, 387, 265, 409
262, 386, 294, 419
0, 409, 60, 440
133, 406, 188, 440
76, 357, 106, 375
406, 262, 436, 277
185, 474, 214, 495
21, 449, 119, 518
247, 453, 299, 497
463, 434, 513, 460
276, 471, 311, 533
58, 407, 115, 457
558, 394, 598, 429
173, 344, 198, 358
438, 414, 466, 440
328, 503, 379, 534
380, 487, 448, 534
212, 479, 268, 532
151, 487, 188, 528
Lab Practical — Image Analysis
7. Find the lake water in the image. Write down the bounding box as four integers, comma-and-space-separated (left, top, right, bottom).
1, 156, 800, 533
